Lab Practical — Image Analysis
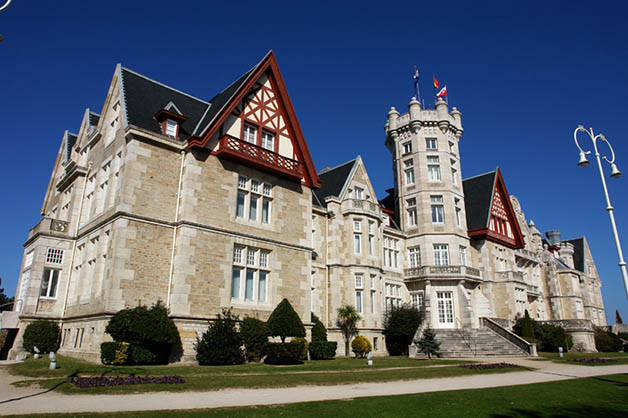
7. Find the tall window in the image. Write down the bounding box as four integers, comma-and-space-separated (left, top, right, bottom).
431, 196, 444, 224
426, 138, 438, 150
24, 250, 34, 268
243, 123, 257, 144
459, 246, 467, 266
407, 198, 417, 227
403, 141, 412, 154
236, 175, 272, 224
261, 130, 274, 151
231, 246, 270, 302
355, 274, 363, 313
354, 187, 364, 200
455, 198, 462, 227
449, 141, 455, 153
404, 160, 414, 185
354, 219, 362, 254
40, 268, 60, 298
165, 119, 178, 138
451, 164, 458, 185
370, 275, 377, 314
385, 283, 402, 309
384, 238, 399, 268
411, 292, 424, 308
427, 156, 441, 181
433, 244, 450, 266
409, 246, 421, 268
368, 221, 375, 256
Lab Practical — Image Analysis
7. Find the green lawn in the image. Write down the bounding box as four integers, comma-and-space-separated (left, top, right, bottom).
14, 359, 525, 394
8, 355, 470, 378
539, 351, 628, 365
6, 374, 628, 417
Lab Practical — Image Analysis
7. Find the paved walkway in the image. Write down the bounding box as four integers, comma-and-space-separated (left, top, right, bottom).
0, 357, 626, 416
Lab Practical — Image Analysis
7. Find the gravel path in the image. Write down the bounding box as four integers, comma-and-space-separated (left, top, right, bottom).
0, 357, 626, 416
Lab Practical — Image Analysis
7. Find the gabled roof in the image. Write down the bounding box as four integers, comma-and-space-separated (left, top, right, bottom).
312, 159, 357, 207
462, 167, 525, 249
89, 111, 100, 127
63, 131, 77, 162
119, 66, 209, 141
187, 51, 321, 188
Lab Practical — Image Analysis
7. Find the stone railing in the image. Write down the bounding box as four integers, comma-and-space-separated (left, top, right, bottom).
537, 319, 594, 332
481, 317, 537, 356
341, 198, 382, 218
515, 248, 540, 264
404, 265, 482, 281
495, 271, 524, 282
526, 284, 541, 297
28, 218, 71, 240
216, 134, 304, 180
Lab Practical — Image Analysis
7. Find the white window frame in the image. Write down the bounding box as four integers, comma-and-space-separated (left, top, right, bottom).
231, 246, 270, 303
354, 233, 362, 254
40, 268, 60, 299
433, 244, 450, 266
243, 123, 257, 144
46, 248, 64, 265
403, 141, 412, 154
409, 246, 421, 268
431, 196, 444, 224
236, 175, 272, 225
426, 138, 438, 150
427, 156, 441, 181
459, 246, 467, 266
261, 130, 274, 151
165, 119, 178, 138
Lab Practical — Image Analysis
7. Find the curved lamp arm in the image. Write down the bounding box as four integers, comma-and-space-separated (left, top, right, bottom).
0, 1, 12, 12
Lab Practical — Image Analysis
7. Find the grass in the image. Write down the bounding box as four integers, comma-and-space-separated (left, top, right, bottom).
5, 374, 628, 417
539, 351, 628, 365
7, 355, 525, 395
8, 355, 470, 378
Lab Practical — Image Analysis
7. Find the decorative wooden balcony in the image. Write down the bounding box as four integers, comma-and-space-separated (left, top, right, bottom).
404, 265, 482, 282
215, 134, 304, 181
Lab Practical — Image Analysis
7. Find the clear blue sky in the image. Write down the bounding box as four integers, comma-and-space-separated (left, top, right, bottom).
1, 1, 627, 322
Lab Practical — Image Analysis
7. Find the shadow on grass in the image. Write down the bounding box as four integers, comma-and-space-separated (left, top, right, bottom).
592, 375, 628, 387
491, 405, 626, 418
0, 380, 67, 405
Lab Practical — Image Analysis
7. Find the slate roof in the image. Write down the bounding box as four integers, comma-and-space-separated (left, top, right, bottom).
120, 67, 209, 141
193, 64, 260, 136
312, 159, 356, 208
379, 188, 396, 212
565, 238, 586, 273
65, 132, 77, 162
462, 170, 497, 231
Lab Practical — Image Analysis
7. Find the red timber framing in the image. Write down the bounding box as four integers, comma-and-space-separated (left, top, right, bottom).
187, 51, 321, 189
468, 168, 525, 249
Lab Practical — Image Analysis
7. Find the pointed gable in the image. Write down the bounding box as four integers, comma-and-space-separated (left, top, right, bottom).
463, 168, 525, 249
188, 51, 320, 189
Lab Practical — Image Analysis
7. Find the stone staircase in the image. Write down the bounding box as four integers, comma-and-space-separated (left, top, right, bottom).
432, 327, 530, 357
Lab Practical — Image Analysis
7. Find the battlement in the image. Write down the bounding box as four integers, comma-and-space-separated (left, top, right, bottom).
385, 97, 463, 141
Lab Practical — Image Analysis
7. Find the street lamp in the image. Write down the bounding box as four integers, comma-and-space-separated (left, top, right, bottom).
573, 125, 628, 300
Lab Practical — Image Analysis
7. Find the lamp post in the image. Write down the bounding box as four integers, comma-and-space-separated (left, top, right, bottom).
573, 125, 628, 300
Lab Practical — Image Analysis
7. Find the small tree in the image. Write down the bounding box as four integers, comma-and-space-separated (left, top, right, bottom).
336, 305, 361, 356
0, 277, 14, 312
351, 335, 372, 358
196, 309, 245, 365
616, 310, 623, 324
266, 299, 306, 343
22, 320, 60, 354
311, 313, 328, 342
414, 328, 441, 360
383, 304, 423, 356
521, 310, 535, 342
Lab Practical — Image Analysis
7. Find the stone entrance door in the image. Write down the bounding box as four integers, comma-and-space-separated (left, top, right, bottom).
437, 291, 455, 328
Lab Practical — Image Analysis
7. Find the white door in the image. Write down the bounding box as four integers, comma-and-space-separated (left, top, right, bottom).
437, 291, 455, 328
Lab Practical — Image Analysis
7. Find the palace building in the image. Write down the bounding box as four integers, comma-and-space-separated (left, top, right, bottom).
6, 52, 607, 361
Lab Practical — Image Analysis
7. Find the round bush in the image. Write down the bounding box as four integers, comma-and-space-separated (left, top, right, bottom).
22, 320, 60, 354
131, 344, 158, 365
195, 309, 245, 366
266, 299, 305, 343
309, 341, 337, 360
101, 342, 131, 365
351, 335, 372, 358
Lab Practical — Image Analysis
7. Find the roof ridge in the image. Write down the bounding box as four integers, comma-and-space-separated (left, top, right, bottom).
89, 111, 101, 116
318, 158, 357, 175
462, 169, 497, 182
120, 66, 210, 105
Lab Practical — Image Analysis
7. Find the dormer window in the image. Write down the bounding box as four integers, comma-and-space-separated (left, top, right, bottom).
165, 119, 178, 138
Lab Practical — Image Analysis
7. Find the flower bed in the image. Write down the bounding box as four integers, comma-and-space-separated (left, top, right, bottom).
458, 362, 518, 370
569, 358, 617, 364
70, 375, 185, 388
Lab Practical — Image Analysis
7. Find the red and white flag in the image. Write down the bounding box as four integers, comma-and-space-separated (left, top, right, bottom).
437, 85, 447, 98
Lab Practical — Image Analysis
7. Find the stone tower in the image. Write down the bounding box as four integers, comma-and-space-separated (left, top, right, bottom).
384, 96, 478, 329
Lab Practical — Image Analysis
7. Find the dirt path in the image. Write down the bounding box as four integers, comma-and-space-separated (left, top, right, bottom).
1, 357, 626, 416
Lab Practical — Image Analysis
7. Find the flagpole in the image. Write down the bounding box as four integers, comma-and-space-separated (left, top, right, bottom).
413, 65, 421, 103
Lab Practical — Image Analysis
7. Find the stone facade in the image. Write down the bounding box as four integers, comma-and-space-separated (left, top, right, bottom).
8, 56, 607, 361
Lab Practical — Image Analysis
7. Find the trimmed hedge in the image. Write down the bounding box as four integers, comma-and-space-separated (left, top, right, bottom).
131, 345, 157, 365
311, 313, 328, 342
309, 341, 337, 360
22, 320, 60, 354
594, 327, 623, 352
383, 304, 423, 356
266, 299, 305, 343
264, 340, 305, 365
292, 337, 309, 361
240, 317, 268, 362
513, 319, 573, 352
351, 335, 372, 358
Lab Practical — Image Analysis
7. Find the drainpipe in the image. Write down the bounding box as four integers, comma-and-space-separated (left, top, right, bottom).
60, 161, 92, 331
167, 150, 186, 309
325, 211, 329, 327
